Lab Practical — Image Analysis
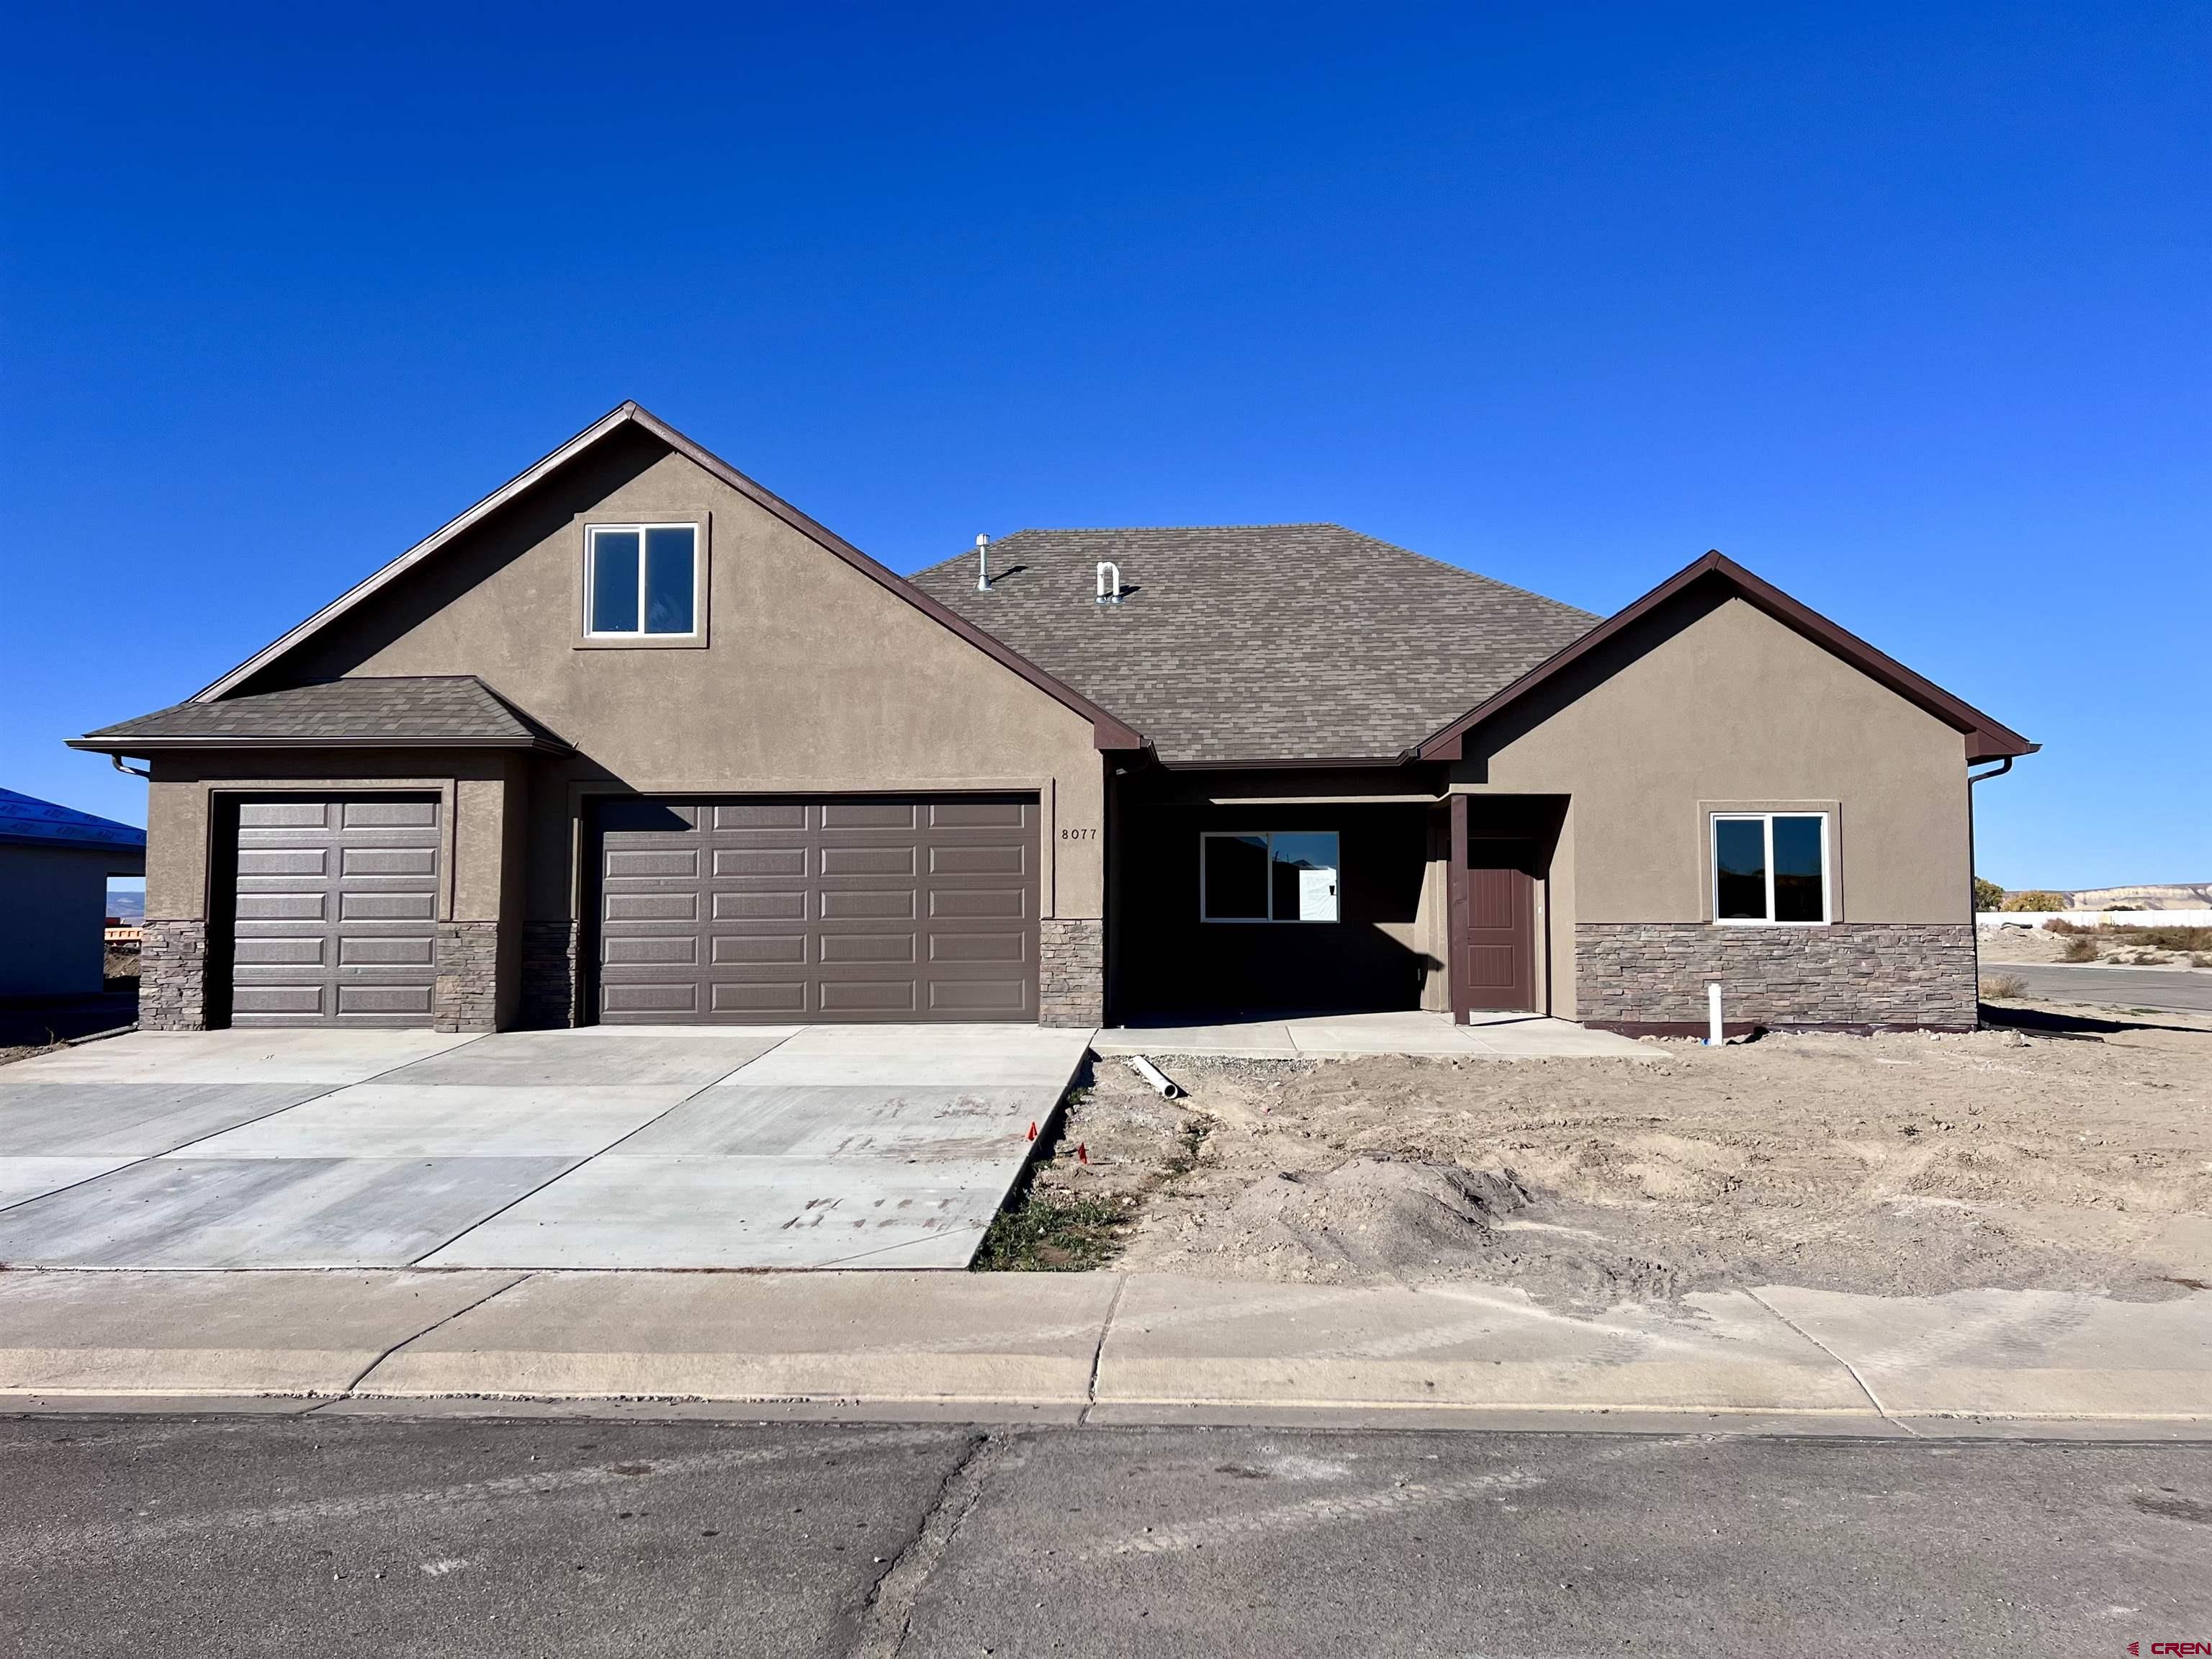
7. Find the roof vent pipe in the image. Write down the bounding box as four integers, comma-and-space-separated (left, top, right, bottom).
1096, 561, 1122, 605
975, 533, 991, 593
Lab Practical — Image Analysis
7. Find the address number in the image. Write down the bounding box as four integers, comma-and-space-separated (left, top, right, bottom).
1059, 827, 1097, 840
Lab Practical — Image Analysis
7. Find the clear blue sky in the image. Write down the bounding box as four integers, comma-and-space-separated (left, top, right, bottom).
5, 3, 2205, 888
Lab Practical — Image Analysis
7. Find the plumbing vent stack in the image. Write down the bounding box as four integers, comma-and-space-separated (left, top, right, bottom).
976, 534, 991, 592
1707, 982, 1724, 1046
1096, 561, 1122, 604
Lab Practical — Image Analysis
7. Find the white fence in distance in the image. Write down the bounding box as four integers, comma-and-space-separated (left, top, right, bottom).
1977, 911, 2212, 930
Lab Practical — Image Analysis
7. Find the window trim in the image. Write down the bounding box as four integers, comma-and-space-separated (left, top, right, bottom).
1709, 811, 1831, 927
575, 516, 711, 649
1198, 830, 1341, 925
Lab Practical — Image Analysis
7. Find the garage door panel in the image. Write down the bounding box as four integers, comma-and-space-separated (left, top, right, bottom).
711, 802, 808, 830
931, 845, 1027, 876
929, 979, 1029, 1013
341, 892, 437, 922
342, 800, 439, 829
819, 846, 915, 877
230, 795, 441, 1028
930, 889, 1027, 919
339, 937, 436, 966
714, 847, 808, 877
820, 802, 917, 830
930, 931, 1026, 963
240, 801, 332, 830
598, 793, 1040, 1024
711, 981, 810, 1015
819, 890, 914, 920
713, 890, 807, 921
930, 801, 1028, 828
606, 892, 700, 923
603, 982, 702, 1015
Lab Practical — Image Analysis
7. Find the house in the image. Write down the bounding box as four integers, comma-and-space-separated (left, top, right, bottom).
0, 789, 147, 999
69, 403, 2033, 1035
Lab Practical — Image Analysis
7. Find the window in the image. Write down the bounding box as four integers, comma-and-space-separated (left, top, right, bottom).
586, 524, 698, 637
1712, 813, 1828, 924
1201, 831, 1339, 922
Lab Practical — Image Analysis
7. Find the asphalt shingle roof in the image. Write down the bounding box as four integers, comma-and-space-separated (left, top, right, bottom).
0, 788, 146, 851
909, 525, 1601, 763
79, 677, 563, 749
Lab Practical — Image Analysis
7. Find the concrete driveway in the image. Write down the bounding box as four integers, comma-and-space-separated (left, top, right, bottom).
0, 1024, 1090, 1271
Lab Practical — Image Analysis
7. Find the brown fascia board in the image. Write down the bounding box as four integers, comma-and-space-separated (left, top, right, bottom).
191, 403, 1148, 753
1414, 550, 2038, 766
66, 734, 573, 755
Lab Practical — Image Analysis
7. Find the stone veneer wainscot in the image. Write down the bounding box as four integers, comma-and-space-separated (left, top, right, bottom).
1576, 921, 1978, 1031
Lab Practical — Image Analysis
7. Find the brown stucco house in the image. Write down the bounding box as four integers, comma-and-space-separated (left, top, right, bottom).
71, 403, 2033, 1036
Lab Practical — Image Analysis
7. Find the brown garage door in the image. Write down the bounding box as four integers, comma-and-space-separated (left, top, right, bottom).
596, 794, 1040, 1023
230, 797, 441, 1027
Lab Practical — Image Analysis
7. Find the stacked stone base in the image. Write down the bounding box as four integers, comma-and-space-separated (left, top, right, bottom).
432, 922, 500, 1033
1577, 922, 1978, 1032
1039, 917, 1104, 1028
138, 920, 210, 1031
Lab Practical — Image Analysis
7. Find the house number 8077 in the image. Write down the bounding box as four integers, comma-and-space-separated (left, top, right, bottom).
1060, 828, 1097, 840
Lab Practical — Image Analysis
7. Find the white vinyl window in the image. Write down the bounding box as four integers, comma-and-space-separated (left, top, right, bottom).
1200, 831, 1340, 923
586, 523, 699, 637
1712, 813, 1830, 925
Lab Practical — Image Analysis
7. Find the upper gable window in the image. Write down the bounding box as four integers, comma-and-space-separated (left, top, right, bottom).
587, 524, 698, 637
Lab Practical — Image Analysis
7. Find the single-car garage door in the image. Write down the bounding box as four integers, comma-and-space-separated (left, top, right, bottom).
596, 795, 1040, 1023
230, 797, 442, 1027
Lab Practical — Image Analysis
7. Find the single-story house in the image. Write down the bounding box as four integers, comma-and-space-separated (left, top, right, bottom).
70, 403, 2033, 1035
0, 789, 147, 999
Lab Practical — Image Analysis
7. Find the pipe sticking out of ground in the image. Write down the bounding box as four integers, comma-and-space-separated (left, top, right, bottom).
1127, 1054, 1184, 1097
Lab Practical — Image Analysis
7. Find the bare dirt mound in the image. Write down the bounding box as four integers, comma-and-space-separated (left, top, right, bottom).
1222, 1158, 1683, 1300
1025, 1015, 2212, 1306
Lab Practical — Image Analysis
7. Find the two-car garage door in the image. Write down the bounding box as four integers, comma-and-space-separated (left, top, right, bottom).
597, 794, 1040, 1023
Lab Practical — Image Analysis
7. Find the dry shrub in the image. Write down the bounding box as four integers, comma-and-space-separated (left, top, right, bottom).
2104, 924, 2212, 953
2043, 918, 2082, 934
2059, 935, 2101, 963
1980, 974, 2029, 999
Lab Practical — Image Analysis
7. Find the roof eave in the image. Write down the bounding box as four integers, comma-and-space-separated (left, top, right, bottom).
66, 734, 573, 755
1415, 551, 2036, 765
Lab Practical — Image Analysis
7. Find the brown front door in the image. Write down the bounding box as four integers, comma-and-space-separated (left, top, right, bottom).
1460, 866, 1535, 1012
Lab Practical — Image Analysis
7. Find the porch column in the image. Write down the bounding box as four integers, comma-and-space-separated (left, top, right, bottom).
1446, 791, 1470, 1025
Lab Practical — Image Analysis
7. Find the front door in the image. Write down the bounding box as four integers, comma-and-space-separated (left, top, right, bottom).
1460, 865, 1535, 1013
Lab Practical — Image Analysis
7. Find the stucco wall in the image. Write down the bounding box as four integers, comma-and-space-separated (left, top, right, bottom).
1452, 593, 1974, 1017
0, 844, 125, 997
256, 428, 1106, 925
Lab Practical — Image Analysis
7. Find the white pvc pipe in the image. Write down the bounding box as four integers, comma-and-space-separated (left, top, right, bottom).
1707, 982, 1724, 1046
1127, 1054, 1183, 1097
1096, 561, 1121, 603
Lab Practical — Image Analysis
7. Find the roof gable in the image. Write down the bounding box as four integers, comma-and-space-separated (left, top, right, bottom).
190, 404, 1143, 750
1415, 551, 2036, 765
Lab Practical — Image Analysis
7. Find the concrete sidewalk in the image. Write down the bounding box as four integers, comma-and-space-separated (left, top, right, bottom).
1093, 1008, 1652, 1060
2, 1268, 2207, 1437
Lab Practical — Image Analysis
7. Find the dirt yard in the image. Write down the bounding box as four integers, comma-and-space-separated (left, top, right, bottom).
1980, 921, 2212, 968
1017, 1004, 2212, 1308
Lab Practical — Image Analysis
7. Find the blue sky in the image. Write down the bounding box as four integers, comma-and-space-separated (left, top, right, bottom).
4, 2, 2205, 886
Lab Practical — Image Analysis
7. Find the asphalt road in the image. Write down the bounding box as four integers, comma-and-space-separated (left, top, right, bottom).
1997, 962, 2212, 1014
5, 1416, 2209, 1658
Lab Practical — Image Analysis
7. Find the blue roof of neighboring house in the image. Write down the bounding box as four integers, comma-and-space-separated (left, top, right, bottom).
0, 788, 148, 852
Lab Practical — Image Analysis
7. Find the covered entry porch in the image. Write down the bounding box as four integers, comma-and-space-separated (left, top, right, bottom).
1105, 767, 1568, 1027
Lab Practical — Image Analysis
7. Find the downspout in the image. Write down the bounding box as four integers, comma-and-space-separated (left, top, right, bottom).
1964, 754, 2015, 1009
109, 755, 151, 781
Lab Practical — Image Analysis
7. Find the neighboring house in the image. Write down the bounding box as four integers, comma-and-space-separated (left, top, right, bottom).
0, 789, 147, 999
69, 403, 2033, 1035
